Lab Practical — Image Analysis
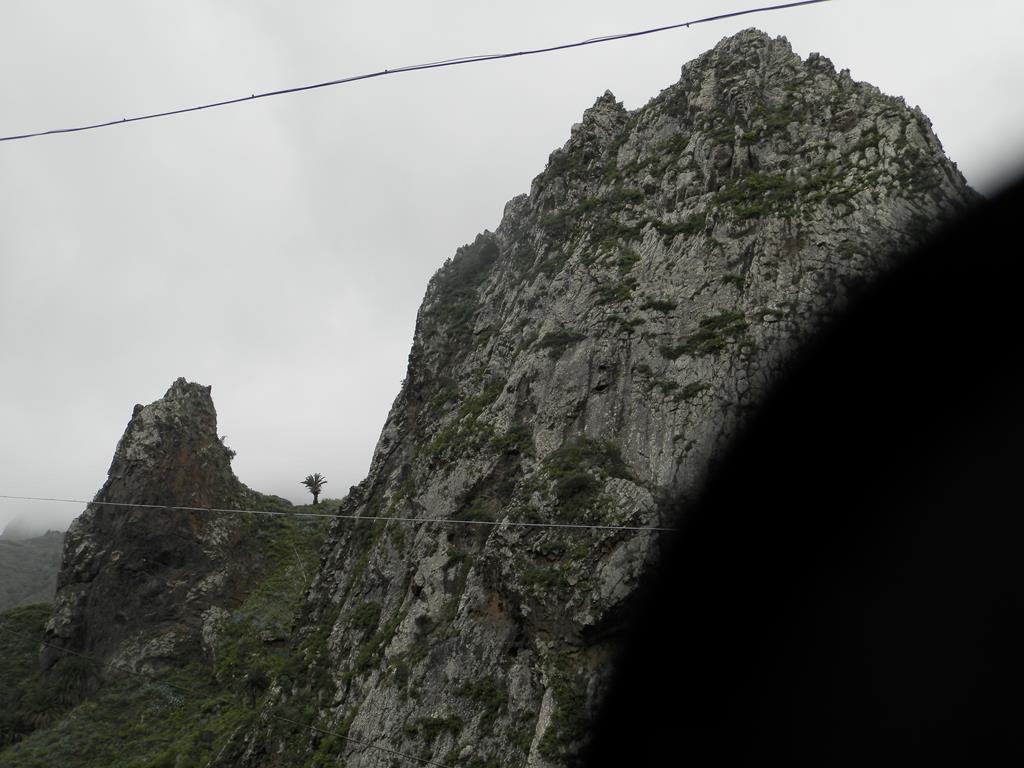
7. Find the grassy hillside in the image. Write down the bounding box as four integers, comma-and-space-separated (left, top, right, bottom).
0, 511, 331, 767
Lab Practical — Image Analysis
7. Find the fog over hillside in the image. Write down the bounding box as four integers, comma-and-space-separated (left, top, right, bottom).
0, 531, 64, 611
1, 514, 68, 540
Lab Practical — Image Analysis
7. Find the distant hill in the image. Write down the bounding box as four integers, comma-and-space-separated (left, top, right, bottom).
0, 531, 64, 611
1, 516, 62, 542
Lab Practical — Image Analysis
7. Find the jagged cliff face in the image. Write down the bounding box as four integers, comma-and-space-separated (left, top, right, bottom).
43, 378, 260, 670
224, 30, 975, 768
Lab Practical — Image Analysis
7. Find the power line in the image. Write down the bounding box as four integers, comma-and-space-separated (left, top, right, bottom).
0, 494, 678, 532
0, 0, 831, 143
0, 623, 454, 768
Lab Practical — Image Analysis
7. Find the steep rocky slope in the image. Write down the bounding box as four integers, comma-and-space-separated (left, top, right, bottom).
223, 29, 975, 768
42, 378, 291, 671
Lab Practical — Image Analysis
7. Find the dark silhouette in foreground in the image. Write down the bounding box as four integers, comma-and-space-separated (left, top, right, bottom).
585, 178, 1024, 766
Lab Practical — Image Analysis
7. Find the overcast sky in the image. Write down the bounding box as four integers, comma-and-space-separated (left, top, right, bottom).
2, 0, 1022, 534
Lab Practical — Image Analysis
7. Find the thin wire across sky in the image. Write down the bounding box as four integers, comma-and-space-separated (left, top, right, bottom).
0, 0, 831, 143
0, 494, 678, 533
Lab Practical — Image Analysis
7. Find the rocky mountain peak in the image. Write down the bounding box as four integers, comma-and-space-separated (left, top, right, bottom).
109, 377, 236, 504
42, 378, 258, 671
217, 28, 977, 768
568, 91, 628, 147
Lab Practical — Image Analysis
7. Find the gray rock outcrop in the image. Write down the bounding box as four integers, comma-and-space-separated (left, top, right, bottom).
42, 378, 268, 671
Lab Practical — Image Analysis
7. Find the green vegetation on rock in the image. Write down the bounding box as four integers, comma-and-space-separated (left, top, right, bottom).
661, 310, 750, 358
536, 329, 586, 357
541, 437, 633, 521
538, 661, 590, 767
713, 171, 799, 219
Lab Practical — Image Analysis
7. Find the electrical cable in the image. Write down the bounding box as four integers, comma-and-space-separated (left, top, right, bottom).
0, 494, 678, 532
0, 0, 831, 143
